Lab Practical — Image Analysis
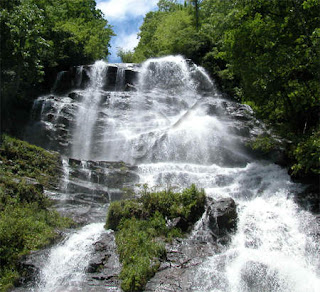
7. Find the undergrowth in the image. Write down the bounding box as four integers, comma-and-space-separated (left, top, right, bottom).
106, 184, 206, 292
0, 135, 72, 291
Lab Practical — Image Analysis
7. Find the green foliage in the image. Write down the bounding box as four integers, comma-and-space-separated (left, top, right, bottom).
291, 128, 320, 176
131, 5, 210, 63
157, 0, 182, 12
116, 214, 166, 292
249, 135, 283, 154
0, 204, 69, 266
1, 0, 114, 133
0, 135, 72, 291
117, 49, 135, 63
106, 184, 205, 291
0, 135, 60, 186
106, 200, 144, 231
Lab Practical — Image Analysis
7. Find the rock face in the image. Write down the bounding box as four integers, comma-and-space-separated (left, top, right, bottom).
207, 197, 238, 239
84, 231, 122, 291
145, 238, 218, 292
144, 197, 238, 291
54, 158, 139, 225
295, 184, 320, 214
52, 64, 140, 94
25, 63, 140, 155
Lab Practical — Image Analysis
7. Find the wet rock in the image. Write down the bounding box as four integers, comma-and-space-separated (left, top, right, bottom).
295, 184, 320, 214
144, 198, 238, 291
17, 255, 40, 286
15, 248, 52, 288
46, 113, 55, 122
207, 197, 237, 238
85, 231, 121, 291
78, 67, 90, 89
166, 217, 189, 232
104, 65, 118, 91
68, 92, 83, 102
52, 71, 73, 94
125, 69, 138, 86
241, 261, 282, 291
145, 238, 217, 292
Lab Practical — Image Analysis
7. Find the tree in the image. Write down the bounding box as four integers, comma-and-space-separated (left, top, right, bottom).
1, 0, 114, 134
117, 49, 135, 63
157, 0, 182, 12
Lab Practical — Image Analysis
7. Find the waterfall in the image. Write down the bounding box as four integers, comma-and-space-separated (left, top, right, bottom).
25, 56, 319, 292
36, 223, 106, 292
115, 66, 125, 91
71, 60, 108, 160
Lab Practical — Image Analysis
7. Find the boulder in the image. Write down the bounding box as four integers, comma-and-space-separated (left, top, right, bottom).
207, 197, 237, 238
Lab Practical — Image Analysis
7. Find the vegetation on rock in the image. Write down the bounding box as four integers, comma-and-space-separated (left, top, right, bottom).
0, 135, 72, 291
120, 0, 320, 182
106, 184, 206, 292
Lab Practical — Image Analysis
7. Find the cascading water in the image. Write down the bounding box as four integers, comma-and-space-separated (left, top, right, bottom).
25, 56, 319, 291
36, 223, 106, 292
72, 60, 108, 160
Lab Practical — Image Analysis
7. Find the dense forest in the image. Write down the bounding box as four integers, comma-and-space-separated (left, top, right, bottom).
119, 0, 320, 181
0, 0, 114, 134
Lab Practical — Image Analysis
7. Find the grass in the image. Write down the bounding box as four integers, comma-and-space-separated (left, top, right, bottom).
106, 184, 206, 292
0, 135, 72, 291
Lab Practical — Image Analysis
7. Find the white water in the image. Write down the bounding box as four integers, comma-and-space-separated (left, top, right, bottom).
35, 223, 105, 292
72, 60, 108, 160
32, 56, 319, 291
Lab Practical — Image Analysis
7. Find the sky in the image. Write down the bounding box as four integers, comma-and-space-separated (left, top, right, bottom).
96, 0, 159, 63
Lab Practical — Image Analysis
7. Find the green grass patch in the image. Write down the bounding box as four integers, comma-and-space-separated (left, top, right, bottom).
0, 135, 72, 291
106, 184, 206, 292
0, 134, 60, 186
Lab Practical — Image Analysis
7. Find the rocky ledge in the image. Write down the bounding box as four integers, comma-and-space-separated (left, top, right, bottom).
145, 197, 237, 291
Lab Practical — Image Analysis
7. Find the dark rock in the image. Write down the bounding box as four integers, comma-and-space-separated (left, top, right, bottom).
124, 83, 137, 91
78, 67, 90, 89
125, 69, 138, 86
104, 65, 118, 91
85, 231, 122, 291
145, 238, 217, 292
295, 184, 320, 214
53, 70, 74, 94
166, 217, 189, 232
17, 254, 40, 286
46, 113, 55, 122
68, 92, 82, 102
207, 197, 237, 237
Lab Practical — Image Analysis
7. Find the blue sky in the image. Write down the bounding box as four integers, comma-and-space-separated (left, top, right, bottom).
96, 0, 159, 62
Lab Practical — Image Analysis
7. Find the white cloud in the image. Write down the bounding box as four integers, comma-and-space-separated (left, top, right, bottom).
97, 0, 158, 21
115, 33, 140, 51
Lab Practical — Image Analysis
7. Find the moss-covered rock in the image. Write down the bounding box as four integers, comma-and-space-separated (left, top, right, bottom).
106, 184, 206, 292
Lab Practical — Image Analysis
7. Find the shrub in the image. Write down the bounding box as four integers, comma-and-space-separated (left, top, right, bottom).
106, 184, 205, 291
0, 135, 60, 186
291, 129, 320, 176
0, 135, 72, 290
